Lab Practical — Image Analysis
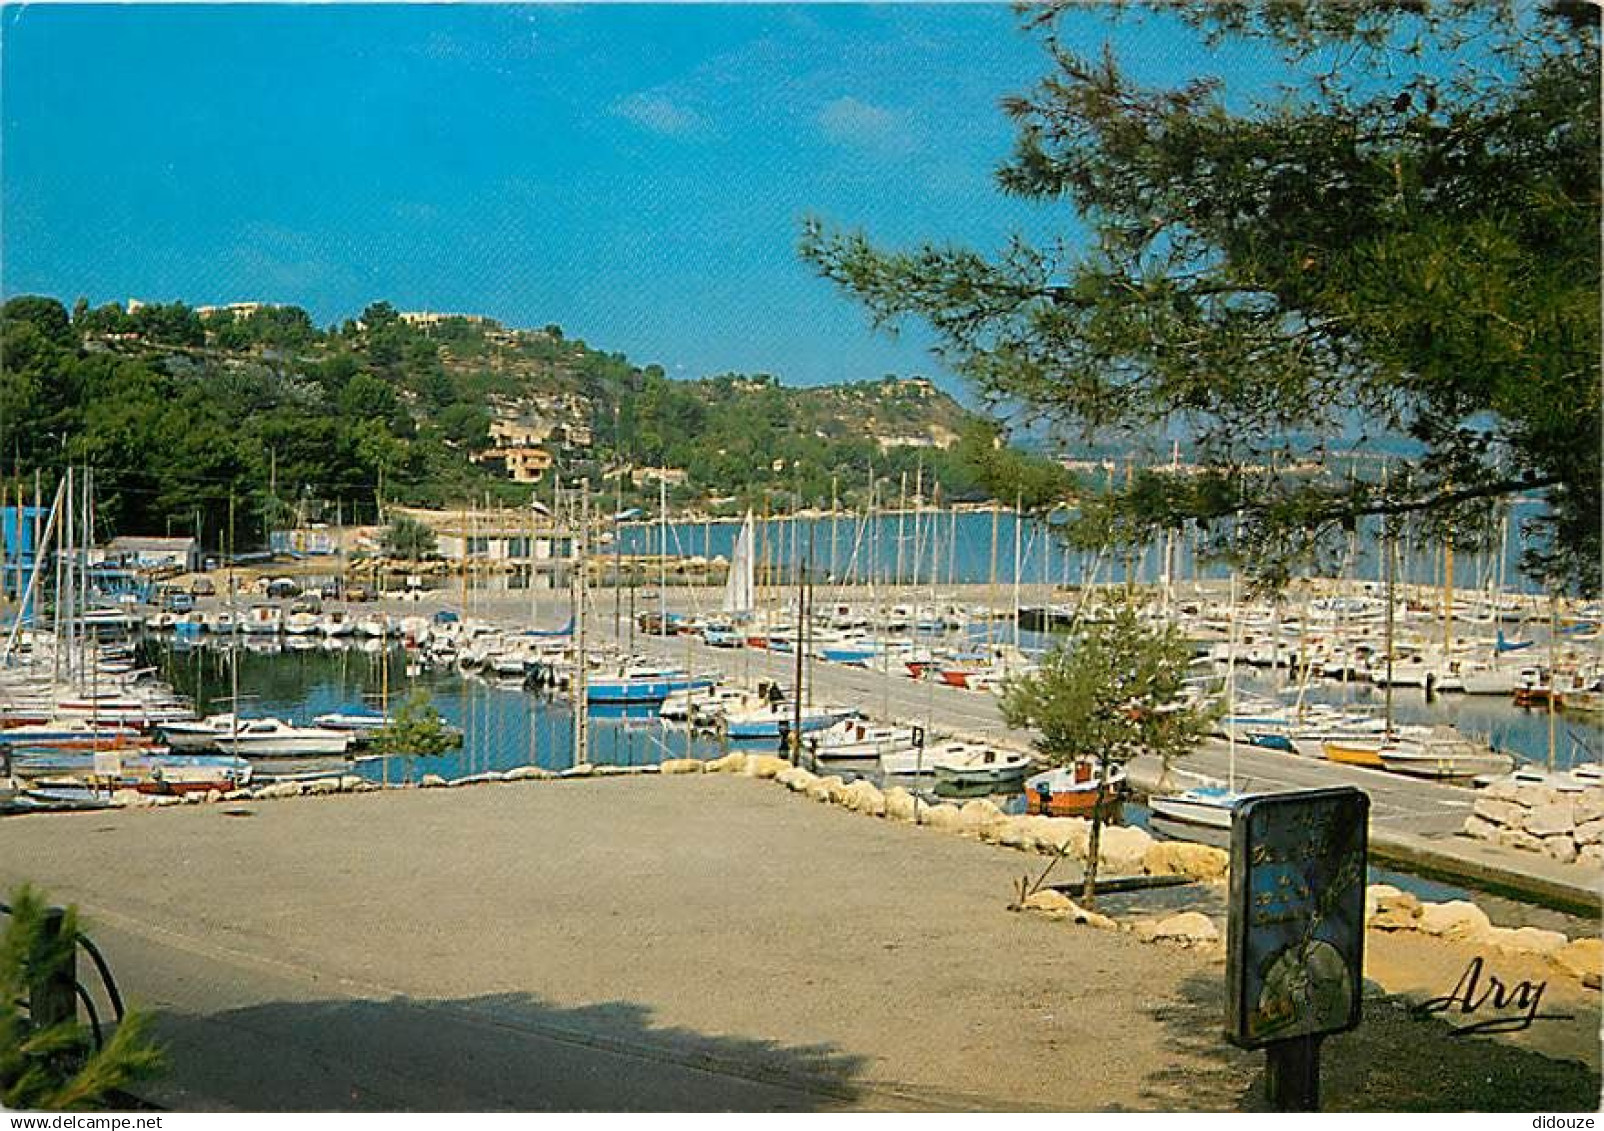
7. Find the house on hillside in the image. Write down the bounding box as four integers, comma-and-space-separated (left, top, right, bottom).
95, 536, 201, 572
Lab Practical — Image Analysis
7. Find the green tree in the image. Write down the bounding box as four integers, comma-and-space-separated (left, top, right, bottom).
802, 2, 1601, 592
368, 689, 461, 758
999, 602, 1210, 906
1, 297, 74, 348
380, 514, 437, 560
1, 885, 164, 1109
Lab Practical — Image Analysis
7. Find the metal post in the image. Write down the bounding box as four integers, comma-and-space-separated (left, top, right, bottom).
1265, 1035, 1322, 1111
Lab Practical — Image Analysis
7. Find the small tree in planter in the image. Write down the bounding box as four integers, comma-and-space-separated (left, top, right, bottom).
1, 885, 164, 1109
1000, 601, 1212, 907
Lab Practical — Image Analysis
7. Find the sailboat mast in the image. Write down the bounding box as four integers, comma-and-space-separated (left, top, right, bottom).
573, 482, 589, 768
1011, 490, 1023, 651
659, 476, 668, 635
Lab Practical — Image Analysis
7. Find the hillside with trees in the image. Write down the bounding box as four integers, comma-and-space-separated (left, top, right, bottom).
0, 294, 1035, 550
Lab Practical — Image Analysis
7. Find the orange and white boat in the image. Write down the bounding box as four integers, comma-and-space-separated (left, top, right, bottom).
1024, 760, 1127, 817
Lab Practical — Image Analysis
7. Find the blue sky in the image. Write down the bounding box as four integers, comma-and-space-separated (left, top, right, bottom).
2, 3, 1280, 394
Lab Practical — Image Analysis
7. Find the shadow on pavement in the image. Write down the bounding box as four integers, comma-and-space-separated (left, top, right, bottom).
145, 990, 869, 1111
1135, 971, 1601, 1112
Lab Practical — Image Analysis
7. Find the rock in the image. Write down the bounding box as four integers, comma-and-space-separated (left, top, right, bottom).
994, 818, 1039, 852
306, 779, 342, 796
1574, 789, 1604, 824
1515, 784, 1563, 810
152, 794, 185, 807
659, 759, 704, 775
780, 768, 818, 793
1484, 779, 1523, 803
1524, 801, 1576, 838
184, 792, 207, 804
559, 764, 594, 778
1471, 797, 1525, 827
350, 781, 381, 793
704, 752, 747, 774
109, 789, 144, 808
1579, 844, 1604, 868
1574, 817, 1604, 846
1028, 817, 1087, 856
1499, 926, 1570, 957
743, 754, 790, 780
1368, 887, 1422, 931
1144, 911, 1220, 945
922, 803, 964, 831
1551, 938, 1602, 985
1462, 815, 1501, 841
1417, 900, 1493, 943
958, 799, 1007, 835
1144, 841, 1230, 883
222, 788, 252, 802
338, 775, 367, 791
842, 780, 886, 817
418, 774, 447, 789
257, 781, 305, 799
504, 765, 552, 781
883, 786, 919, 823
1543, 835, 1579, 864
1096, 825, 1154, 874
204, 789, 224, 804
804, 775, 847, 803
1021, 889, 1075, 915
1497, 828, 1545, 853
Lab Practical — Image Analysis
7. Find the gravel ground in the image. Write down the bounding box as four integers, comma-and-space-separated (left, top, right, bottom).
0, 774, 1595, 1111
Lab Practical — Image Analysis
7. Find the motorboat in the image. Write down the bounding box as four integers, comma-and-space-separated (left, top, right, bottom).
160, 713, 353, 757
1377, 728, 1516, 780
811, 719, 922, 761
242, 605, 283, 635
1146, 783, 1245, 830
722, 702, 853, 741
586, 664, 715, 705
929, 742, 1033, 787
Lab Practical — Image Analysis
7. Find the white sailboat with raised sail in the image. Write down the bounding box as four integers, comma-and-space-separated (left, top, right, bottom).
705, 511, 755, 647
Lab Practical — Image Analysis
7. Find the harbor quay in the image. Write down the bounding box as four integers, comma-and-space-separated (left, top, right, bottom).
0, 772, 1598, 1111
361, 582, 1604, 917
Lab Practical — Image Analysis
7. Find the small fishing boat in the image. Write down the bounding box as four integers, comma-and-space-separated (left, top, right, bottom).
1146, 783, 1245, 830
1321, 737, 1388, 768
0, 718, 154, 750
587, 665, 715, 705
929, 743, 1032, 787
13, 750, 253, 795
1377, 729, 1516, 780
724, 702, 852, 741
811, 720, 922, 762
311, 709, 390, 735
242, 604, 283, 635
1024, 759, 1128, 817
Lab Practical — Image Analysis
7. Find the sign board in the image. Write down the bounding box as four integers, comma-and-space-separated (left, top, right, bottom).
1226, 787, 1368, 1049
92, 750, 124, 779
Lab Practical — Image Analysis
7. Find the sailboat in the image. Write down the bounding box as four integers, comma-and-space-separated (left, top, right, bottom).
1149, 571, 1249, 831
704, 511, 755, 647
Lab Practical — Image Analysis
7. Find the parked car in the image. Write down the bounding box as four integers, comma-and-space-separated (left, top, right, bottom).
189, 576, 216, 597
159, 588, 195, 614
265, 577, 301, 599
